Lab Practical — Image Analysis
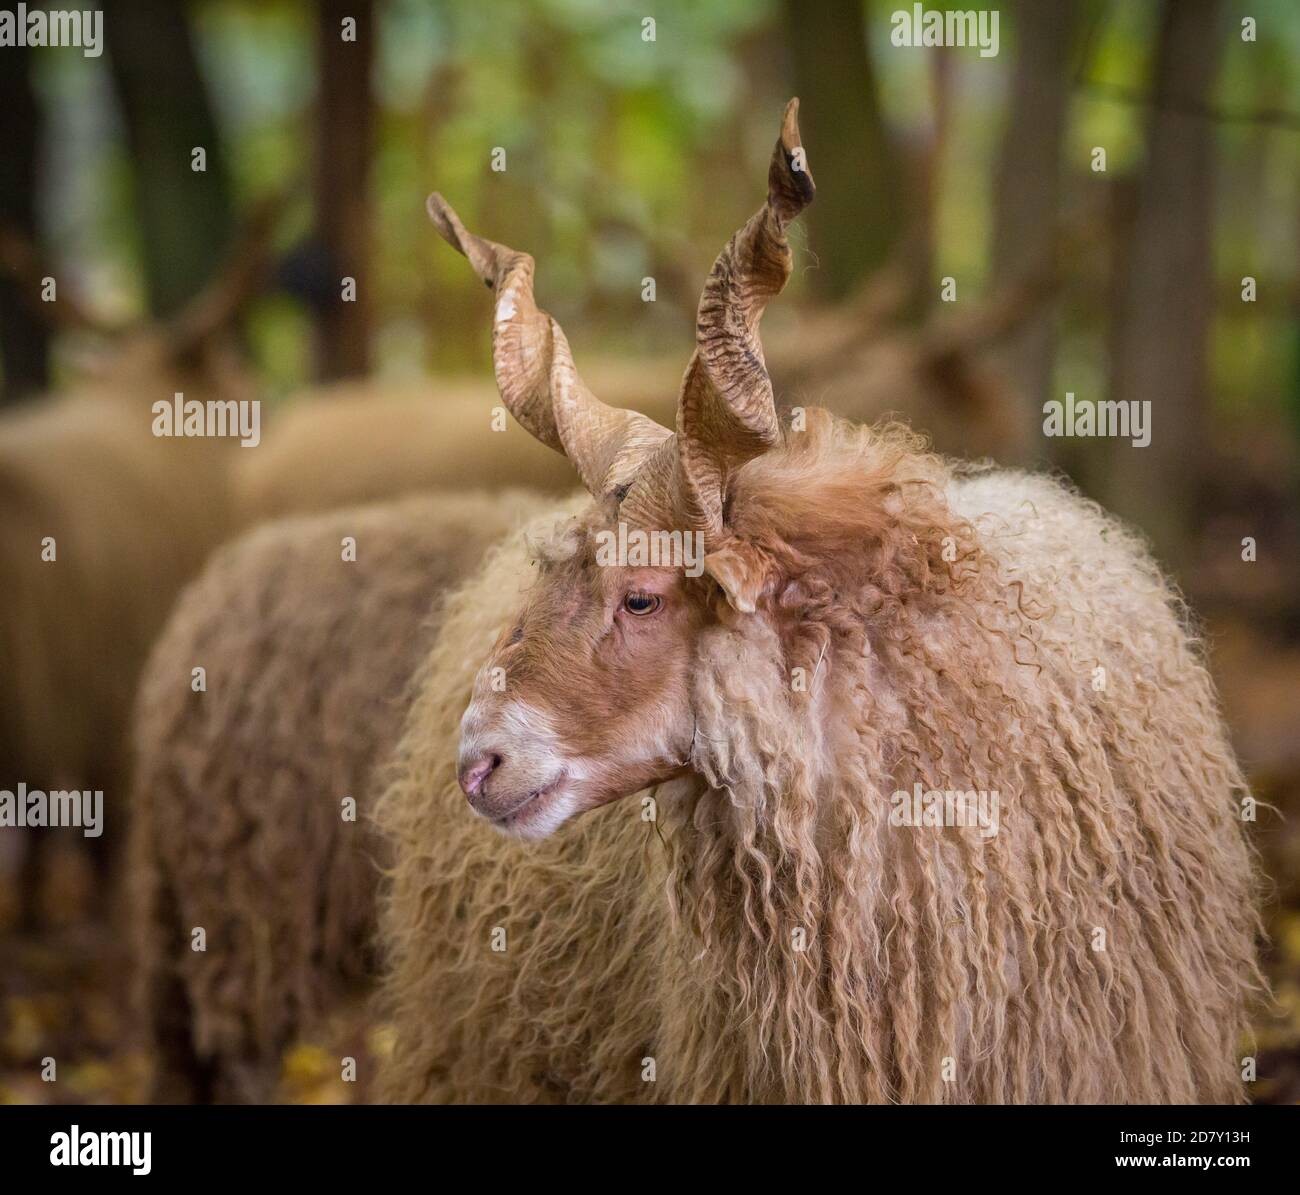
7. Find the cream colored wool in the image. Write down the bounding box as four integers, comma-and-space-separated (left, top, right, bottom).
374, 416, 1263, 1104
233, 387, 584, 521
130, 489, 554, 1102
233, 370, 681, 523
0, 344, 246, 874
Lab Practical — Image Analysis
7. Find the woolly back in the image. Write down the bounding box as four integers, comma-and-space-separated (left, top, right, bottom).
0, 394, 234, 791
659, 428, 1263, 1102
132, 491, 543, 1078
232, 389, 582, 524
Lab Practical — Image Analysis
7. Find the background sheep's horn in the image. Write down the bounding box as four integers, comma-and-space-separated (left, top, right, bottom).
0, 224, 123, 337
428, 191, 670, 495
672, 97, 815, 536
164, 186, 294, 358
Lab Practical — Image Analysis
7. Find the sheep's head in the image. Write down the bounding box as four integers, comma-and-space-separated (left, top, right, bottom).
435, 100, 815, 838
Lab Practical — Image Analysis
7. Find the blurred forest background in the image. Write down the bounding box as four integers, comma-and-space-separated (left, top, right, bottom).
1, 0, 1298, 1103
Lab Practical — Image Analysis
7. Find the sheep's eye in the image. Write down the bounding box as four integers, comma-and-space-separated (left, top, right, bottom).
622, 592, 662, 617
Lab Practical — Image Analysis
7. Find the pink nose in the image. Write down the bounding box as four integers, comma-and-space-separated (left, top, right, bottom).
458, 753, 501, 799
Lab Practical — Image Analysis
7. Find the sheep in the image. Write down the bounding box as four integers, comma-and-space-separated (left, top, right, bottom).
0, 189, 612, 927
0, 328, 256, 929
0, 194, 296, 932
129, 487, 558, 1103
374, 99, 1264, 1104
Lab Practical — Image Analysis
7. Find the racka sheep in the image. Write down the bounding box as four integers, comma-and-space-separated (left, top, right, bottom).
374, 100, 1262, 1103
0, 215, 272, 927
130, 489, 553, 1102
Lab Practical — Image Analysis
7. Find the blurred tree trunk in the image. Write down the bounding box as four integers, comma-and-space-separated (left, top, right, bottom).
417, 63, 467, 364
990, 0, 1079, 454
104, 0, 233, 317
314, 0, 374, 380
0, 50, 48, 404
783, 0, 904, 301
899, 46, 952, 327
1105, 0, 1223, 572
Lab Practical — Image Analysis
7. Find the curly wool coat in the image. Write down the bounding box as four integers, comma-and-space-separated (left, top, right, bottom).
374, 416, 1263, 1104
129, 488, 555, 1102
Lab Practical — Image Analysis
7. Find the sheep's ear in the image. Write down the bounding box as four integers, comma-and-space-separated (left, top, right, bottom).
703, 540, 768, 615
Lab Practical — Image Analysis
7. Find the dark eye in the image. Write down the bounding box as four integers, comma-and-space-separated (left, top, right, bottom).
622, 591, 662, 617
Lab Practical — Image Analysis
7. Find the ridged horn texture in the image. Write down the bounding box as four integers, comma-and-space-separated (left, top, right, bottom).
620, 97, 815, 538
426, 192, 671, 497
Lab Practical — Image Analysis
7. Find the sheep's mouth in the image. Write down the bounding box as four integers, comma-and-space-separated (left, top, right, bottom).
491, 772, 567, 831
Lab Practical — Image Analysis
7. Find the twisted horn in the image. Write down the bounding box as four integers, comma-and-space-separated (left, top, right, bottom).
427, 193, 670, 496
622, 98, 815, 538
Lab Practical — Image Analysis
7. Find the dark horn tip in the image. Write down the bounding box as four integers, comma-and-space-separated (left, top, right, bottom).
771, 100, 815, 215
787, 157, 816, 207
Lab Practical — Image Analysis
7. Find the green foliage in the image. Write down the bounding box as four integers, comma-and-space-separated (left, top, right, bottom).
21, 0, 1300, 424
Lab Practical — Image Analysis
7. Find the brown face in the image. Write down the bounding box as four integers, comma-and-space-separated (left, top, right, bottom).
457, 511, 710, 839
